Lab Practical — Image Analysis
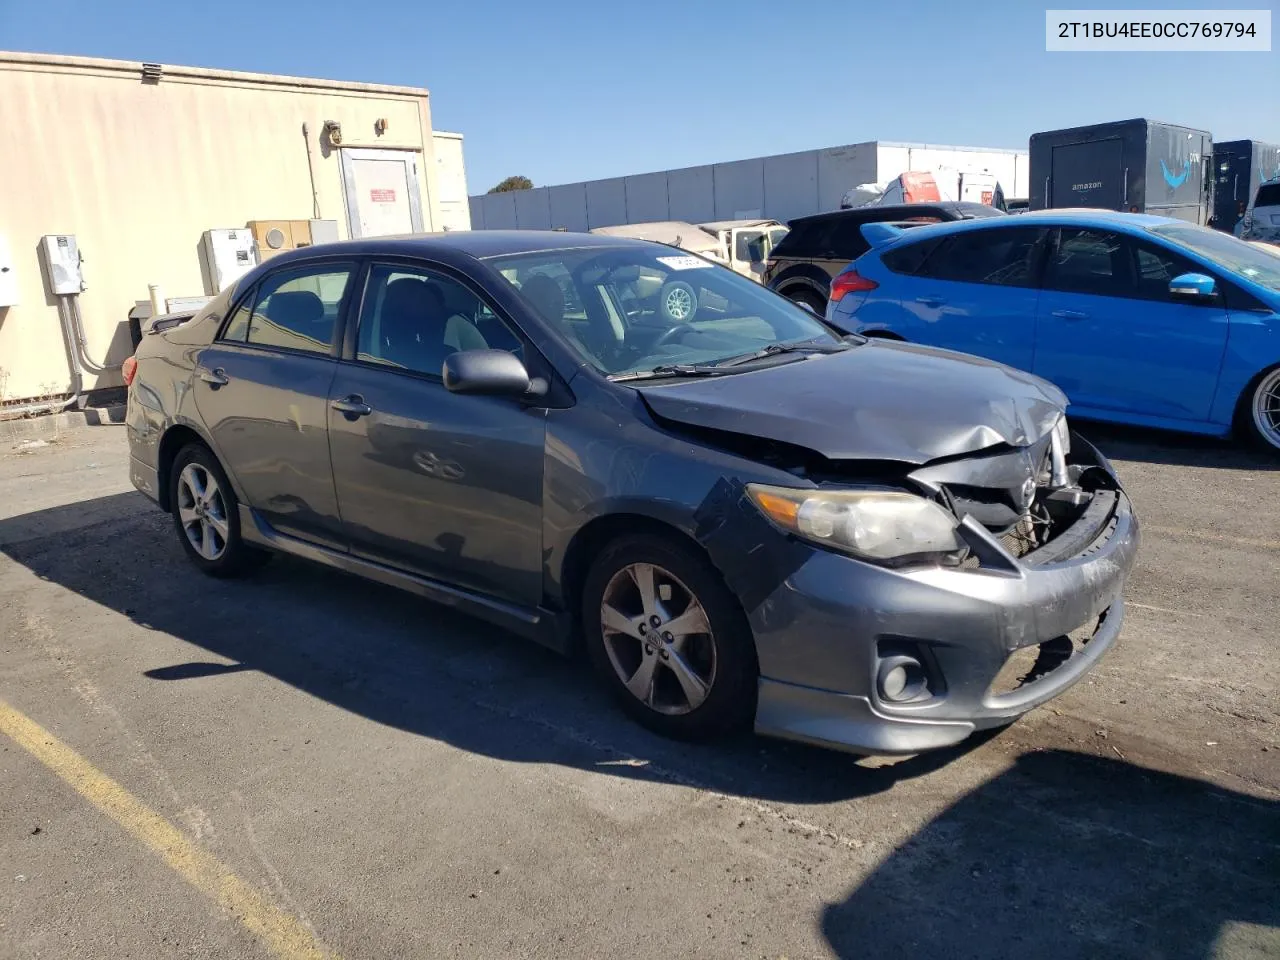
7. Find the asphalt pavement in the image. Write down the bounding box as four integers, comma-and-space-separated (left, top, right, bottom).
0, 424, 1276, 960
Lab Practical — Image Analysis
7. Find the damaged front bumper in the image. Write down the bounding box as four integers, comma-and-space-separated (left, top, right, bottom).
750, 438, 1140, 755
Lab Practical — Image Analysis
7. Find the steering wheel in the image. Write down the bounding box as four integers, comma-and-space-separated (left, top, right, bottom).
653, 323, 696, 348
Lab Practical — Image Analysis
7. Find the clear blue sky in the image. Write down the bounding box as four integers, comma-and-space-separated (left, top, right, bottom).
2, 0, 1276, 193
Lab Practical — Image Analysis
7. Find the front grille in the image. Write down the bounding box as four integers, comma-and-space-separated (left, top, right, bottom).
987, 610, 1107, 696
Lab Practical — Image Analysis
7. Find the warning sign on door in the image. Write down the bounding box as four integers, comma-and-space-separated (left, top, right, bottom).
370, 188, 397, 203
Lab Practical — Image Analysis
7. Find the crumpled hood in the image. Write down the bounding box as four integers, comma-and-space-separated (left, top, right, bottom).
637, 339, 1068, 465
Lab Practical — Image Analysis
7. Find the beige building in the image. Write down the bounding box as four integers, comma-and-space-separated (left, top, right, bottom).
0, 52, 469, 405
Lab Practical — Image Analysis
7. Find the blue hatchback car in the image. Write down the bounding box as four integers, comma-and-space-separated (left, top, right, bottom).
826, 210, 1280, 453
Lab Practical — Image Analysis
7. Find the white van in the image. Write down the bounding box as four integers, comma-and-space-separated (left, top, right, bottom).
696, 220, 789, 280
1237, 176, 1280, 245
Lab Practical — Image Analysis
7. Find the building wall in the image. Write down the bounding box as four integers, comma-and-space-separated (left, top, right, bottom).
432, 132, 472, 231
0, 52, 438, 403
466, 140, 1024, 232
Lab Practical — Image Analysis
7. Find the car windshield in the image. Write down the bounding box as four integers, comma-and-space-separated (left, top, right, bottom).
488, 244, 841, 377
1150, 223, 1280, 293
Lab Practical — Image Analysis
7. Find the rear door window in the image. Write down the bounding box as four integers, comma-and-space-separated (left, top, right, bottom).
1043, 229, 1131, 297
239, 264, 354, 354
915, 227, 1044, 287
881, 237, 946, 275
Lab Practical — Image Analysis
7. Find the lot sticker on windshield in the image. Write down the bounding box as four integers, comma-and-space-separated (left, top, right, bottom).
657, 255, 714, 271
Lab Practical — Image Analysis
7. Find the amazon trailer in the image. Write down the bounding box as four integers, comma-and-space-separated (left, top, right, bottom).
1029, 119, 1213, 224
1212, 140, 1280, 232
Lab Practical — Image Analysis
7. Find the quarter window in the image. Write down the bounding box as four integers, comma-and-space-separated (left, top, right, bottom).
917, 228, 1044, 287
356, 264, 522, 377
240, 265, 353, 354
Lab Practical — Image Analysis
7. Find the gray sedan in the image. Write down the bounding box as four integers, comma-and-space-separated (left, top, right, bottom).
124, 231, 1139, 754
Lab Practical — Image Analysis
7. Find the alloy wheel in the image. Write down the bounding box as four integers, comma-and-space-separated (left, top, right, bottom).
600, 562, 717, 715
664, 287, 693, 321
1252, 369, 1280, 451
176, 463, 229, 561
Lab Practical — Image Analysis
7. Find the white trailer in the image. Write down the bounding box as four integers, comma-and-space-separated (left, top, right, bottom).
469, 141, 1028, 231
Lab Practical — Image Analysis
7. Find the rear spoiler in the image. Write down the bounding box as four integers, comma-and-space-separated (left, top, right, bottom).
859, 221, 929, 248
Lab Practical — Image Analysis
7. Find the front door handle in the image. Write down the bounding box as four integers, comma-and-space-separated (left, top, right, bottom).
198, 367, 229, 387
915, 296, 946, 307
1051, 309, 1089, 321
330, 394, 372, 417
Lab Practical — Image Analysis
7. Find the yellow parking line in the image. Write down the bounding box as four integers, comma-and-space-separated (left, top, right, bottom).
0, 698, 338, 960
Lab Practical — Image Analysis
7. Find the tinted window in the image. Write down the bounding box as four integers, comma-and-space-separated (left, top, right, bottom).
1043, 229, 1129, 296
881, 237, 946, 275
917, 228, 1043, 287
775, 218, 835, 258
357, 265, 522, 377
245, 265, 353, 354
221, 293, 253, 342
1255, 183, 1280, 207
736, 230, 765, 261
827, 217, 872, 260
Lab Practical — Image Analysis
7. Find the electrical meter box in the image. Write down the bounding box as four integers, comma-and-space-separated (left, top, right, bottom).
201, 228, 258, 293
0, 234, 17, 307
40, 234, 84, 295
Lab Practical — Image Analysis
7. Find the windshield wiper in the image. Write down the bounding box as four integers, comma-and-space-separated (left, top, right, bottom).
714, 338, 853, 367
609, 363, 729, 382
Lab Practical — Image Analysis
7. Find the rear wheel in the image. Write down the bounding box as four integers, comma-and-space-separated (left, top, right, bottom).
169, 443, 269, 577
785, 288, 826, 315
581, 534, 758, 740
1243, 366, 1280, 455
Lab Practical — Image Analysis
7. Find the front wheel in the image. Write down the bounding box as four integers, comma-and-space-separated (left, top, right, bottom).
581, 534, 758, 740
1244, 367, 1280, 455
169, 443, 269, 577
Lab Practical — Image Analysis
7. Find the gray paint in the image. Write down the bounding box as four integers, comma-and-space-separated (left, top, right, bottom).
666, 166, 716, 223
817, 144, 877, 212
584, 178, 627, 228
548, 183, 589, 232
763, 151, 819, 224
623, 173, 670, 223
713, 158, 765, 219
124, 232, 1138, 755
514, 188, 552, 230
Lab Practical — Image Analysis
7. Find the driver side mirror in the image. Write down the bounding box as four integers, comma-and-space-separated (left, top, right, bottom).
1169, 272, 1216, 299
442, 349, 546, 400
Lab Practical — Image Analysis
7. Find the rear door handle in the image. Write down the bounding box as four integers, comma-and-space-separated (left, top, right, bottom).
198, 367, 229, 387
1051, 309, 1089, 321
915, 296, 946, 307
330, 394, 372, 417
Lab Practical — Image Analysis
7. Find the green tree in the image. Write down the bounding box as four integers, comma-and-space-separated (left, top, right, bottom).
488, 175, 533, 194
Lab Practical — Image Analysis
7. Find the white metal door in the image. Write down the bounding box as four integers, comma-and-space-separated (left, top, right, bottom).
340, 149, 425, 238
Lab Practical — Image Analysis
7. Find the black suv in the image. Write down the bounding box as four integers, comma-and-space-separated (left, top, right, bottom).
763, 202, 1006, 313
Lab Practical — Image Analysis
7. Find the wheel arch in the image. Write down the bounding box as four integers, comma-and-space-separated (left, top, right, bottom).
156, 422, 224, 511
1233, 361, 1280, 447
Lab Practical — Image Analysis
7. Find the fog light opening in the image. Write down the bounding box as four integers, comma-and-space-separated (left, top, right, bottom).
877, 655, 929, 703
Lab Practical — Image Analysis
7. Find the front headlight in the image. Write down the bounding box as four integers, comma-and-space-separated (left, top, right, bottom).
746, 484, 965, 563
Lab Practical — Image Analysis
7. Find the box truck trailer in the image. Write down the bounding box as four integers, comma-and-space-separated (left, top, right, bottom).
1212, 139, 1280, 232
1029, 119, 1213, 224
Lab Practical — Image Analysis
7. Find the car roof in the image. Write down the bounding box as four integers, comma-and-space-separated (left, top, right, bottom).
698, 219, 781, 230
878, 208, 1183, 244
788, 201, 987, 227
258, 229, 649, 268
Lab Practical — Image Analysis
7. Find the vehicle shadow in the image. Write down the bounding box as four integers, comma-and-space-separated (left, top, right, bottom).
1, 491, 991, 806
822, 750, 1279, 960
1081, 420, 1279, 471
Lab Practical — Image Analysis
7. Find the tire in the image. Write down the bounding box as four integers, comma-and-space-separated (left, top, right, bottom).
581, 534, 758, 741
1241, 366, 1280, 455
657, 280, 698, 324
169, 443, 269, 577
785, 287, 826, 315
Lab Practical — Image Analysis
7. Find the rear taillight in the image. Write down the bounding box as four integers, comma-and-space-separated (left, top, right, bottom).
121, 355, 138, 387
829, 270, 879, 303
